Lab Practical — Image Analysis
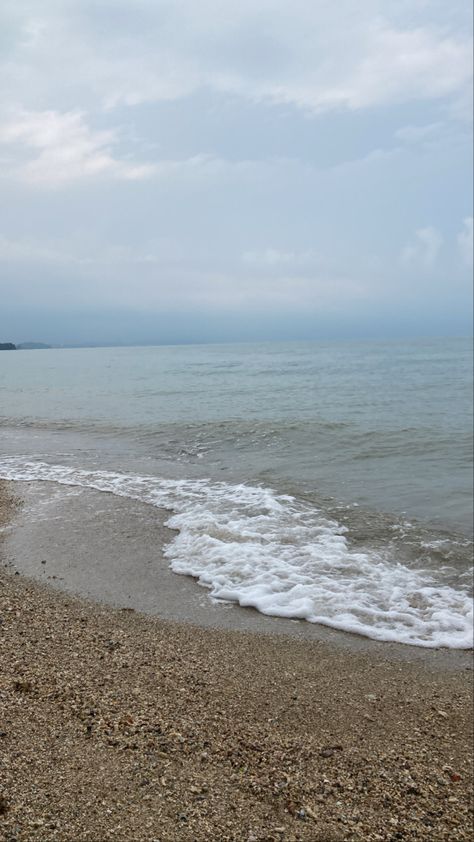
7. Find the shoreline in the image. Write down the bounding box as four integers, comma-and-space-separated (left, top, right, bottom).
1, 479, 473, 841
3, 478, 472, 668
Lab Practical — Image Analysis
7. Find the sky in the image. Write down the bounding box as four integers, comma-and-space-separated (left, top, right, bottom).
0, 0, 472, 346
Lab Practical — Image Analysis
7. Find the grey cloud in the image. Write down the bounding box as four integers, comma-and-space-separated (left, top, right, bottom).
1, 0, 471, 115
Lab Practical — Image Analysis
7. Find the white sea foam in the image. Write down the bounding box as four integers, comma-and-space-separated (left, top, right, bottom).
0, 457, 472, 649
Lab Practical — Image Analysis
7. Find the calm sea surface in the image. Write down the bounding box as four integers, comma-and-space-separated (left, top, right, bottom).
0, 337, 472, 648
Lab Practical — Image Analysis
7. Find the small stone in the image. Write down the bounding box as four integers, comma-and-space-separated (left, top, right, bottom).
13, 680, 32, 693
407, 785, 420, 795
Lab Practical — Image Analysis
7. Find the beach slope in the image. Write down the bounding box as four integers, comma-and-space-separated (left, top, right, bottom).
0, 481, 472, 841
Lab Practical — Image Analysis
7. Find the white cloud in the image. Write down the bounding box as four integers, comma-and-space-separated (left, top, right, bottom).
0, 109, 156, 185
401, 226, 443, 268
0, 108, 264, 186
238, 23, 472, 115
457, 217, 473, 266
401, 220, 473, 272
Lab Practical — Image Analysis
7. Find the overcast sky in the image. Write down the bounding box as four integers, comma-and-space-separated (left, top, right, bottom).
0, 0, 472, 345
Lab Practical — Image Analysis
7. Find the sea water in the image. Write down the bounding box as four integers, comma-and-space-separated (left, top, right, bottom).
0, 337, 472, 648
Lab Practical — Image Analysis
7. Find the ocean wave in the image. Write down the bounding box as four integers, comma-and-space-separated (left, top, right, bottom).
0, 457, 472, 649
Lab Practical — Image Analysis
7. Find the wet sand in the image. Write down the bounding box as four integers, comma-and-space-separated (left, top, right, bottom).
0, 480, 472, 841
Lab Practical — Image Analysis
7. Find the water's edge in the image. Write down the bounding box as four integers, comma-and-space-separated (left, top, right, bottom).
2, 477, 472, 666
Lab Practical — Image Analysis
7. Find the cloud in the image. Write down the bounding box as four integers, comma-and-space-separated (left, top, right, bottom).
401, 226, 444, 268
0, 107, 264, 187
113, 14, 471, 117
0, 234, 71, 262
242, 247, 318, 268
0, 2, 471, 341
1, 2, 471, 119
0, 260, 367, 316
457, 217, 473, 266
401, 220, 473, 272
240, 23, 472, 115
395, 123, 444, 145
0, 109, 156, 185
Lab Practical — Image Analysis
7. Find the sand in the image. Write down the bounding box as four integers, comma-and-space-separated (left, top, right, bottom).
0, 480, 473, 841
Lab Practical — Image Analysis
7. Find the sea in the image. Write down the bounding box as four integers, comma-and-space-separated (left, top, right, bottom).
0, 336, 472, 649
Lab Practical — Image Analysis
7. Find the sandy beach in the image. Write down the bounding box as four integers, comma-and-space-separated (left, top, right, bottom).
0, 480, 473, 841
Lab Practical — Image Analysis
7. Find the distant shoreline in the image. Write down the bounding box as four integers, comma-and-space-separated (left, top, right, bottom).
0, 342, 52, 351
1, 334, 472, 353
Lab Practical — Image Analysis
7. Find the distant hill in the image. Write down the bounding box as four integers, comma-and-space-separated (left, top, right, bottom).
0, 342, 16, 350
17, 342, 52, 350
